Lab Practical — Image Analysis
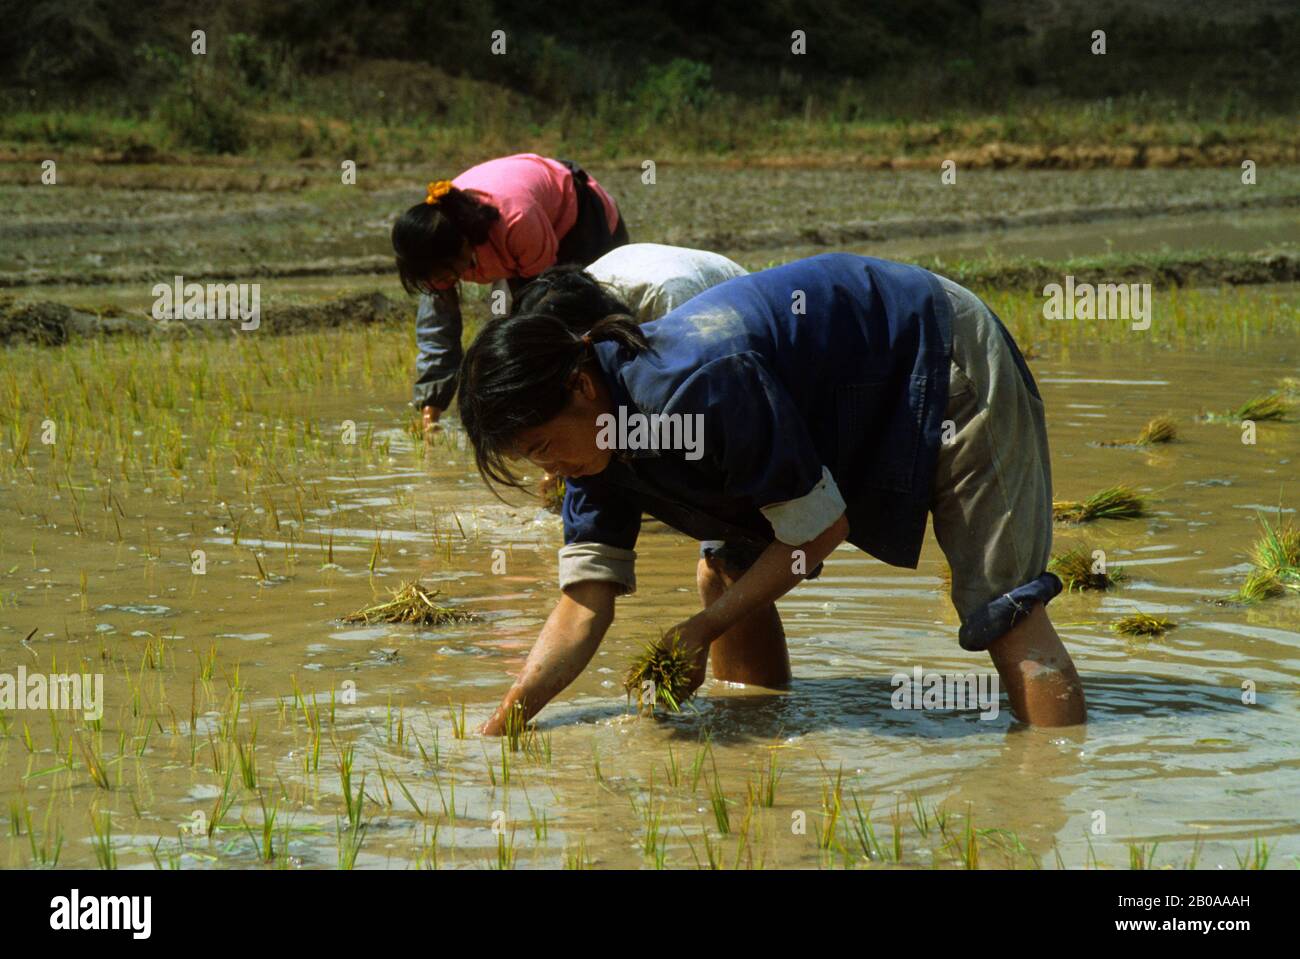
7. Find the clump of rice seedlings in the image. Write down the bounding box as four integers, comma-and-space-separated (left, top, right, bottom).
1248, 515, 1300, 587
1135, 415, 1177, 445
342, 580, 475, 626
1230, 392, 1290, 421
1112, 612, 1176, 637
1048, 546, 1126, 592
1053, 485, 1147, 523
1100, 416, 1176, 447
1205, 392, 1291, 422
623, 632, 698, 712
539, 475, 566, 514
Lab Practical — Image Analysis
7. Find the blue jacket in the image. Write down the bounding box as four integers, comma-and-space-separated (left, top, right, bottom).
563, 254, 955, 569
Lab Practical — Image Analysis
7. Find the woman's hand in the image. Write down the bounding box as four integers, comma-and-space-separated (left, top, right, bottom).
421, 404, 442, 440
661, 613, 719, 699
478, 581, 619, 735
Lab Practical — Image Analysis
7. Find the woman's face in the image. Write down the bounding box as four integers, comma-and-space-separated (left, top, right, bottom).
427, 240, 477, 289
512, 370, 614, 480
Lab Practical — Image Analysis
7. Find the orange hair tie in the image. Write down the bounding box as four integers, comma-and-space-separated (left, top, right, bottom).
425, 180, 454, 205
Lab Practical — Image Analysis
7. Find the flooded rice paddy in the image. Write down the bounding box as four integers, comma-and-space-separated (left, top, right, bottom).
1, 163, 1298, 870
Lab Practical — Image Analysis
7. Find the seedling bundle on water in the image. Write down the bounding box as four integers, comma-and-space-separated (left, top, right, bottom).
343, 581, 475, 626
624, 633, 698, 713
1232, 515, 1300, 603
1112, 613, 1176, 637
1203, 392, 1291, 423
1101, 416, 1177, 447
1053, 485, 1147, 523
1049, 546, 1126, 592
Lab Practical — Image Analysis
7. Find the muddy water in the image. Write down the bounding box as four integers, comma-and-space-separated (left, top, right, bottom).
2, 309, 1298, 869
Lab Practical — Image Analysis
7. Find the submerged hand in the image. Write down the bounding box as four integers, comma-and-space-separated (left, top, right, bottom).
421, 404, 442, 440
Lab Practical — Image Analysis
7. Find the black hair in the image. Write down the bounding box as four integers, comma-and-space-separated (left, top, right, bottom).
458, 310, 652, 493
511, 265, 633, 331
391, 187, 501, 295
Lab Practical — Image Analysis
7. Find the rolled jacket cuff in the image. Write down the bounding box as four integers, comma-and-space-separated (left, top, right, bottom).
760, 466, 847, 545
412, 372, 459, 411
558, 542, 637, 595
957, 572, 1063, 652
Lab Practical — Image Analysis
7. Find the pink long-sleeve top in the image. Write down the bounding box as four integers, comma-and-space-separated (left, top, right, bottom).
443, 153, 620, 287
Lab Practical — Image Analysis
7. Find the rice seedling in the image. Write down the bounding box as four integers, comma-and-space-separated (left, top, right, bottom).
623, 632, 699, 713
335, 815, 368, 870
74, 733, 111, 790
241, 790, 279, 863
491, 826, 518, 870
1128, 841, 1160, 870
1048, 546, 1126, 592
342, 580, 475, 626
1135, 415, 1177, 444
707, 774, 731, 835
1234, 837, 1272, 870
89, 807, 116, 869
1053, 485, 1147, 523
563, 838, 590, 870
1210, 392, 1291, 422
632, 794, 667, 867
1230, 514, 1300, 602
447, 701, 466, 740
1112, 613, 1176, 637
847, 793, 886, 863
747, 750, 782, 808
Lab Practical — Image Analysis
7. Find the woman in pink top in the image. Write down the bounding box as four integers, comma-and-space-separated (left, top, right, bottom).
392, 153, 629, 431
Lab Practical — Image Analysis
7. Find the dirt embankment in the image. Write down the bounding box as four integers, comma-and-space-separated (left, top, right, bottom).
2, 251, 1297, 349
0, 291, 408, 347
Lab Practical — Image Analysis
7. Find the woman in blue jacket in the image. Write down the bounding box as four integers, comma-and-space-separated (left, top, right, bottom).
458, 254, 1087, 731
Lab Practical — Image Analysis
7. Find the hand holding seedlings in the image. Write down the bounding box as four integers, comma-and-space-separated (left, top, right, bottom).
420, 404, 442, 440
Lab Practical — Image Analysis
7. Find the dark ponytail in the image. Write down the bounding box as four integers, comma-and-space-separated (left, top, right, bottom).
392, 188, 501, 295
512, 265, 633, 332
459, 310, 652, 492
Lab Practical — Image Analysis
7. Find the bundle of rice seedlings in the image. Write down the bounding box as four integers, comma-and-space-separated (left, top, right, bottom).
343, 581, 475, 626
1112, 613, 1175, 637
1100, 416, 1176, 448
539, 475, 566, 515
1048, 546, 1126, 592
623, 633, 698, 713
1135, 416, 1177, 445
1207, 392, 1291, 423
1231, 515, 1300, 602
1053, 485, 1147, 523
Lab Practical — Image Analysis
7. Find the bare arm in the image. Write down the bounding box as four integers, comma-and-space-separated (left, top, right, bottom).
479, 579, 619, 734
671, 513, 850, 688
